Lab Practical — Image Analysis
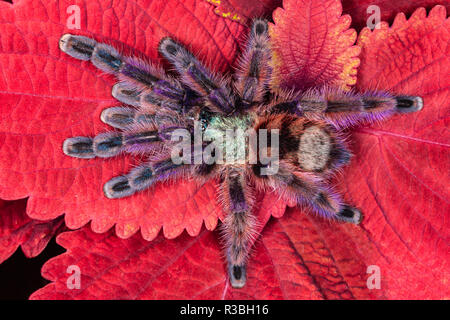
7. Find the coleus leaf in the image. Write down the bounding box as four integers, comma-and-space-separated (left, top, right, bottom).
1, 0, 449, 299
343, 5, 450, 299
269, 0, 361, 91
205, 0, 282, 25
0, 199, 64, 263
31, 3, 450, 299
31, 206, 382, 300
341, 0, 450, 31
0, 0, 256, 240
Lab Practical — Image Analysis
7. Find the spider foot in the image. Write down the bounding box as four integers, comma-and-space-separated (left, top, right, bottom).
62, 136, 95, 159
59, 34, 95, 61
336, 205, 363, 224
59, 34, 122, 73
395, 96, 423, 113
251, 18, 268, 36
228, 264, 247, 289
103, 175, 135, 199
112, 83, 141, 106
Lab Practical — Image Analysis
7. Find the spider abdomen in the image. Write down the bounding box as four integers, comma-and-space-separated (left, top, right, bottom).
255, 113, 351, 175
298, 125, 332, 172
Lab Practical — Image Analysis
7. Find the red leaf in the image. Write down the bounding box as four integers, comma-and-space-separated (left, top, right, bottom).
0, 0, 275, 240
0, 199, 64, 263
2, 0, 449, 300
31, 205, 383, 300
205, 0, 282, 25
342, 0, 450, 31
342, 6, 449, 299
32, 4, 450, 300
269, 0, 361, 91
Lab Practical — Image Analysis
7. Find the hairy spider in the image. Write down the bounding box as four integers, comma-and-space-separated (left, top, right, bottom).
59, 19, 423, 288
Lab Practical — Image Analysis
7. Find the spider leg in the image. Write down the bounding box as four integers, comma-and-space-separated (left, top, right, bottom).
259, 161, 362, 224
220, 168, 257, 288
100, 106, 137, 130
100, 106, 169, 130
158, 37, 235, 114
111, 84, 141, 107
63, 132, 124, 159
59, 34, 191, 113
103, 160, 187, 199
270, 87, 423, 128
234, 19, 272, 109
63, 130, 160, 159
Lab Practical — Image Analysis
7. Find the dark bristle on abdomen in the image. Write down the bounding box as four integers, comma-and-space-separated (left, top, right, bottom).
328, 140, 351, 168
279, 125, 299, 156
252, 163, 268, 178
195, 163, 216, 176
270, 102, 297, 114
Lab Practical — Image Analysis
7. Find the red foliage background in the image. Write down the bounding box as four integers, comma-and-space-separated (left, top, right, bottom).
0, 0, 448, 299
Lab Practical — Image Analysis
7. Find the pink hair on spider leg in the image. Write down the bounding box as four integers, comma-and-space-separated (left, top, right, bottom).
299, 86, 397, 129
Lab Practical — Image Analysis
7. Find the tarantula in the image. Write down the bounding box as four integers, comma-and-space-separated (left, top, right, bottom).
60, 19, 422, 288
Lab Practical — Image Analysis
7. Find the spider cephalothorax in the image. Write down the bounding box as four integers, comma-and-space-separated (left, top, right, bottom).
60, 19, 423, 288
